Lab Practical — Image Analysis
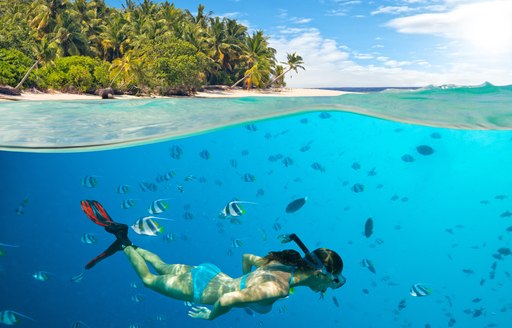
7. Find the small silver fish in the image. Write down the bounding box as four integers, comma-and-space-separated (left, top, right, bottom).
32, 271, 50, 281
71, 271, 85, 283
0, 310, 35, 325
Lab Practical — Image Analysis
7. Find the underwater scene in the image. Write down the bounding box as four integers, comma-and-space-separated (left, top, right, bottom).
1, 85, 512, 328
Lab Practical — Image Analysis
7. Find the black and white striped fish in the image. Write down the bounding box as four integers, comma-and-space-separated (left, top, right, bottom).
0, 310, 34, 325
409, 283, 432, 297
149, 198, 171, 214
131, 216, 173, 236
80, 233, 97, 244
219, 201, 256, 219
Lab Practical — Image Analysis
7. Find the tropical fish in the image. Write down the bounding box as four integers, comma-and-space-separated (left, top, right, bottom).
245, 123, 258, 131
494, 194, 507, 200
273, 222, 282, 231
71, 271, 85, 283
361, 259, 376, 273
163, 232, 177, 243
300, 140, 313, 152
116, 185, 130, 194
231, 239, 243, 248
185, 175, 197, 182
282, 156, 294, 167
506, 226, 512, 232
131, 294, 144, 303
32, 271, 50, 282
409, 283, 433, 297
401, 154, 415, 162
131, 216, 172, 236
351, 183, 364, 193
143, 181, 158, 192
311, 162, 326, 172
500, 210, 512, 218
229, 158, 238, 168
170, 145, 183, 159
416, 145, 434, 155
351, 162, 361, 170
219, 201, 256, 219
81, 176, 98, 188
0, 310, 35, 325
149, 198, 171, 214
80, 233, 97, 244
300, 118, 308, 124
15, 197, 29, 215
285, 197, 307, 213
199, 149, 211, 160
398, 299, 407, 311
318, 112, 331, 119
183, 211, 194, 220
364, 218, 373, 238
472, 298, 482, 303
122, 199, 137, 209
332, 296, 340, 308
130, 281, 140, 289
72, 320, 91, 328
367, 167, 377, 176
362, 288, 369, 294
241, 149, 249, 156
448, 318, 456, 327
242, 173, 256, 182
430, 132, 442, 139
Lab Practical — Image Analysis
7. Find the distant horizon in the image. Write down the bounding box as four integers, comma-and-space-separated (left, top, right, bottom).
114, 0, 512, 88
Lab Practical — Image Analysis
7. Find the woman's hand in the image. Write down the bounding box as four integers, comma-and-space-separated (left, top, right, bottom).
188, 306, 211, 320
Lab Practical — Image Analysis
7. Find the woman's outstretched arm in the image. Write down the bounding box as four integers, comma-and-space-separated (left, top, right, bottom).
189, 281, 288, 320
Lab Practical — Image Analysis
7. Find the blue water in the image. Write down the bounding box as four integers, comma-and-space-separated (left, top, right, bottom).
2, 88, 512, 327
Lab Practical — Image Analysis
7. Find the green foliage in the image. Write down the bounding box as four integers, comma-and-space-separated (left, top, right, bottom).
0, 48, 34, 87
0, 0, 296, 94
140, 37, 207, 95
38, 56, 110, 92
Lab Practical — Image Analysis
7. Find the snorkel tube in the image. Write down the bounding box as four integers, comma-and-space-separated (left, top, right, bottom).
278, 233, 346, 291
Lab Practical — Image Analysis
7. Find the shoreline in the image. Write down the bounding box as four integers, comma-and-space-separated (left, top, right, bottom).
0, 88, 346, 102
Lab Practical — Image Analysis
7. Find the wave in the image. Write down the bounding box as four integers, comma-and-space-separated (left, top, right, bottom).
0, 83, 511, 153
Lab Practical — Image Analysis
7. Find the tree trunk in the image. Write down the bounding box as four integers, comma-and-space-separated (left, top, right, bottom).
109, 61, 125, 88
15, 60, 39, 91
268, 68, 291, 87
230, 72, 251, 89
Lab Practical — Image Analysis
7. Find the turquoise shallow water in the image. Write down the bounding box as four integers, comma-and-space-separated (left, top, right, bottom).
0, 83, 511, 152
1, 84, 512, 327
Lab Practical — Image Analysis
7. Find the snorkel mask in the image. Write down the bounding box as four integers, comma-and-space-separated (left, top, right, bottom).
279, 233, 346, 292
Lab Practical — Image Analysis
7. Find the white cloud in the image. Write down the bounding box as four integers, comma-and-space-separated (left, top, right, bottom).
371, 6, 414, 15
387, 0, 512, 58
270, 22, 511, 87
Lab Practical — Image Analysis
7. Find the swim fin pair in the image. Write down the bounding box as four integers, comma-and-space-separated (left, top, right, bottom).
80, 200, 133, 270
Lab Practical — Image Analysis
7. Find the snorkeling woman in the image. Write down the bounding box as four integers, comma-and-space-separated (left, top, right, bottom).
80, 200, 346, 320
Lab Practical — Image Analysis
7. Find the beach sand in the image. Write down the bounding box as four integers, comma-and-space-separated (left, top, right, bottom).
0, 88, 345, 102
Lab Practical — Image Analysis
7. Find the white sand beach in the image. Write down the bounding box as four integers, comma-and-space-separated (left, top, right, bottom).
0, 88, 345, 102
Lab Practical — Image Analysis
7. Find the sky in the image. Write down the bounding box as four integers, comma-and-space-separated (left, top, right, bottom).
108, 0, 512, 87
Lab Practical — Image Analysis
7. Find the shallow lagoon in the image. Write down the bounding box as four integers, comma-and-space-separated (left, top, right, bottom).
1, 85, 512, 327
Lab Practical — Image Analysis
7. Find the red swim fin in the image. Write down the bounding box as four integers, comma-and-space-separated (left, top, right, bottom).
85, 240, 123, 270
80, 200, 114, 227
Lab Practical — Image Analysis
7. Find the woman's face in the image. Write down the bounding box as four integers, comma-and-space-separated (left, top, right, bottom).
309, 271, 346, 292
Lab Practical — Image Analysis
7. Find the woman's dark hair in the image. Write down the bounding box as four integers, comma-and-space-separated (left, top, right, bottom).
263, 248, 343, 275
306, 248, 343, 276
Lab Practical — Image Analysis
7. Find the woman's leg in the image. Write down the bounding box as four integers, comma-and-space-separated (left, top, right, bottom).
136, 247, 190, 276
124, 246, 193, 301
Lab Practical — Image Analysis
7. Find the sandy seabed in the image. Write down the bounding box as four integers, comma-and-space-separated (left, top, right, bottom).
0, 88, 345, 102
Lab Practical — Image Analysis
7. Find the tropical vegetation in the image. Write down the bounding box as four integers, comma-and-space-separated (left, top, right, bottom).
0, 0, 305, 96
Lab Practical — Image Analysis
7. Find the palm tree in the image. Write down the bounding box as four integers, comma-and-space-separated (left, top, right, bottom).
268, 52, 305, 87
100, 11, 128, 61
230, 31, 276, 88
54, 9, 89, 56
30, 0, 67, 37
15, 36, 58, 90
